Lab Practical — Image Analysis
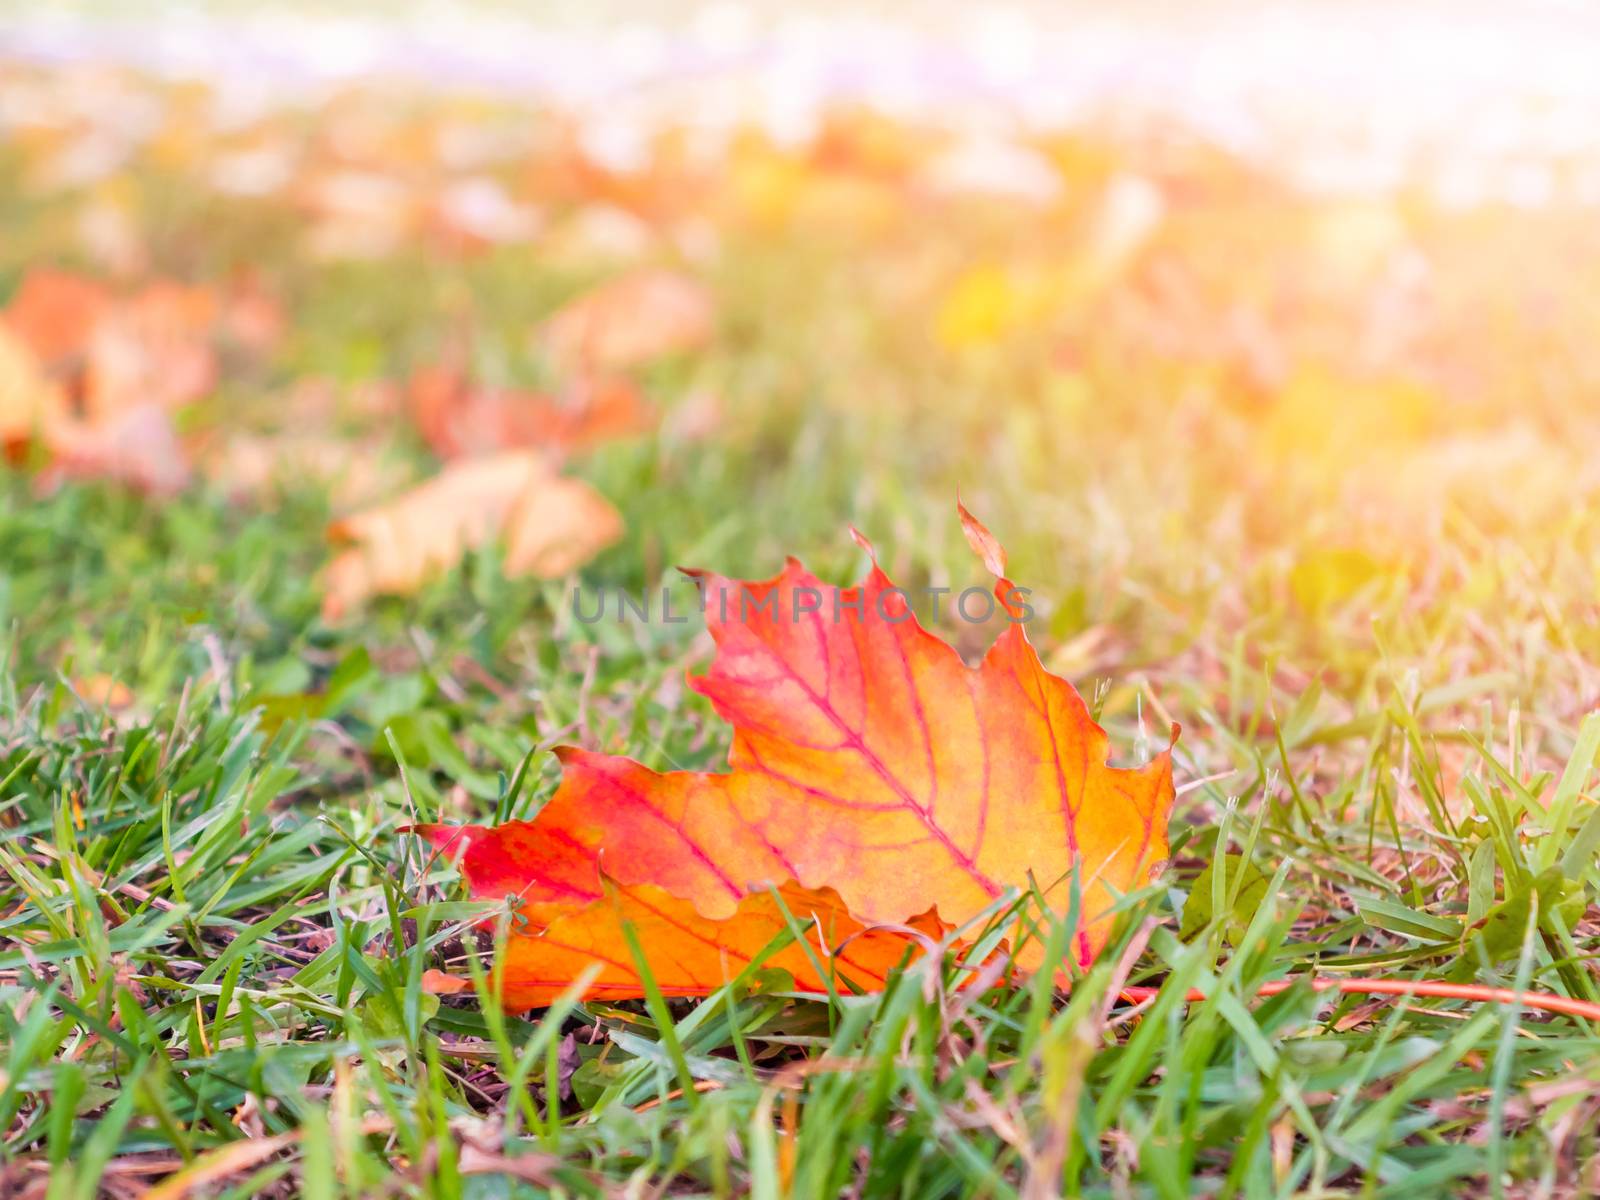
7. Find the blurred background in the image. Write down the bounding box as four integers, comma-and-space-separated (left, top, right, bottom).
4, 0, 1600, 763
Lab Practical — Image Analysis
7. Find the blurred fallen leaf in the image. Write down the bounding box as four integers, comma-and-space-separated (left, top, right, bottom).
409, 367, 653, 460
662, 387, 723, 443
542, 268, 714, 375
6, 311, 188, 494
219, 279, 286, 357
73, 674, 134, 709
421, 968, 472, 995
41, 403, 191, 495
3, 268, 113, 365
322, 450, 622, 620
199, 430, 407, 508
936, 264, 1043, 352
84, 280, 217, 419
2, 268, 289, 492
0, 326, 67, 453
726, 145, 810, 230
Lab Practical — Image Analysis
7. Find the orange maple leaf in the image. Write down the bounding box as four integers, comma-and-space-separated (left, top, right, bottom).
419, 508, 1175, 1005
322, 450, 622, 620
420, 821, 937, 1008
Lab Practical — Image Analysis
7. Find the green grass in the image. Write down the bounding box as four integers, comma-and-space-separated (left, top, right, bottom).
4, 70, 1600, 1198
3, 652, 1597, 1198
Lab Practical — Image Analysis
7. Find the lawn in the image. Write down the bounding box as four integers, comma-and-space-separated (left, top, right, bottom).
2, 59, 1600, 1199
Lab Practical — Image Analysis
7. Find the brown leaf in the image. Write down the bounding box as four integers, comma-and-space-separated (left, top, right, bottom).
322, 450, 622, 620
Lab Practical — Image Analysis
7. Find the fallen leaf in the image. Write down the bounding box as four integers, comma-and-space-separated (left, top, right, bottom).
219, 279, 286, 356
3, 271, 217, 415
0, 269, 252, 491
417, 822, 936, 1007
73, 673, 134, 709
0, 326, 66, 452
2, 268, 113, 365
322, 450, 622, 619
83, 280, 217, 419
4, 295, 188, 493
418, 507, 1174, 1004
200, 429, 406, 509
499, 883, 935, 1005
936, 264, 1041, 352
409, 366, 652, 460
41, 403, 191, 495
542, 268, 714, 374
420, 968, 472, 996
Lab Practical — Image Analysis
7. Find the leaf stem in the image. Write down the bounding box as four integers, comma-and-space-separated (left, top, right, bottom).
1118, 977, 1600, 1022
